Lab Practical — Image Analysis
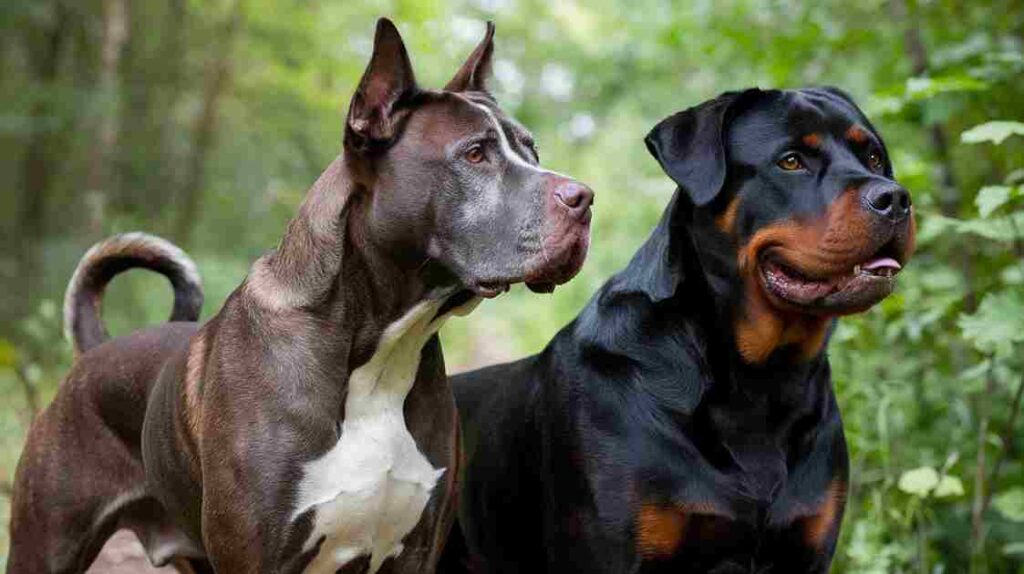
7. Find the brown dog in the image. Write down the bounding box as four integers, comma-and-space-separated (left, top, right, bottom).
8, 19, 592, 573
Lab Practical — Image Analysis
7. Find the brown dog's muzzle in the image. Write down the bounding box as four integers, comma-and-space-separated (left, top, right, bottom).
522, 175, 594, 293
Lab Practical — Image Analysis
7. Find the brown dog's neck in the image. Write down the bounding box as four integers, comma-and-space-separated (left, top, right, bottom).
244, 154, 449, 365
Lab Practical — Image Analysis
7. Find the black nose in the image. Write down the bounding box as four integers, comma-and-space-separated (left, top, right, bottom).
865, 185, 911, 222
554, 181, 594, 219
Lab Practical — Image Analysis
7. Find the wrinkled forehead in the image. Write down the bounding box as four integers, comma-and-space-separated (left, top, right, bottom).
402, 91, 533, 151
727, 90, 879, 158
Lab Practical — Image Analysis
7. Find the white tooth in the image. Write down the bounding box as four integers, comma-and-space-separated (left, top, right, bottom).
853, 264, 861, 275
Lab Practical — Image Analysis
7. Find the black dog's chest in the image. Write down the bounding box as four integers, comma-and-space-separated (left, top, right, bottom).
626, 432, 843, 573
631, 489, 837, 573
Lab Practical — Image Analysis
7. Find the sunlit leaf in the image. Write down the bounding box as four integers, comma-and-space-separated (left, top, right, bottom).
957, 359, 991, 382
905, 76, 988, 101
898, 466, 939, 497
993, 488, 1024, 522
934, 475, 965, 498
975, 186, 1019, 218
1004, 542, 1024, 556
961, 121, 1024, 145
958, 291, 1024, 356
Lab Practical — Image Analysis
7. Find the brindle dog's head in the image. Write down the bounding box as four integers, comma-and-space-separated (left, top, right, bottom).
646, 88, 915, 363
345, 19, 592, 298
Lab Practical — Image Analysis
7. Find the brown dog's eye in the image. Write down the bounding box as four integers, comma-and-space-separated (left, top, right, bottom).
868, 151, 883, 171
465, 145, 486, 164
778, 153, 804, 171
523, 138, 538, 159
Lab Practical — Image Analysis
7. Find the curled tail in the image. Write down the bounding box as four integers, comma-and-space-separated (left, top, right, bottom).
63, 232, 204, 356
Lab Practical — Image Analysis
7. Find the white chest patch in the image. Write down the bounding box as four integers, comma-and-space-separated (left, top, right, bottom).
291, 296, 480, 574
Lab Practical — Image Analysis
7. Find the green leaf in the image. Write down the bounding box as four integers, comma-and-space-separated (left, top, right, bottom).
934, 475, 965, 498
961, 121, 1024, 145
976, 185, 1020, 218
0, 338, 17, 368
898, 466, 939, 497
958, 291, 1024, 356
993, 488, 1024, 522
935, 212, 1024, 243
905, 76, 988, 101
1003, 542, 1024, 556
957, 359, 991, 383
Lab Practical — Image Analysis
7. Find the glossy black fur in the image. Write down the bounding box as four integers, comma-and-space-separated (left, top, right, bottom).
442, 88, 908, 573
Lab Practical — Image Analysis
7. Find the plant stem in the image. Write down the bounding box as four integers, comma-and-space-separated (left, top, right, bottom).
969, 369, 995, 570
981, 370, 1024, 514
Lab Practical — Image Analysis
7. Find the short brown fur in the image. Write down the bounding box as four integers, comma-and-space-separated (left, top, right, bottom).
844, 124, 867, 143
636, 504, 688, 558
802, 133, 822, 148
715, 196, 741, 234
803, 479, 847, 549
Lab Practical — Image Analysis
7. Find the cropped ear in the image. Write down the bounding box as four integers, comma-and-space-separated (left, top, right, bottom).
345, 18, 419, 153
444, 21, 495, 93
644, 89, 763, 207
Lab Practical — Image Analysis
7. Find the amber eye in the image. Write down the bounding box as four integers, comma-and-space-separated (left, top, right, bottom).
465, 145, 486, 164
868, 151, 884, 171
778, 153, 804, 171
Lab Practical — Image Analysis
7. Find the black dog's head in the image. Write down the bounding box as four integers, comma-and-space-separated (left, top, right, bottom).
343, 19, 592, 298
644, 88, 915, 363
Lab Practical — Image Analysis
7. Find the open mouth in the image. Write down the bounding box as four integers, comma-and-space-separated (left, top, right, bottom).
759, 243, 903, 314
473, 281, 512, 298
468, 279, 558, 298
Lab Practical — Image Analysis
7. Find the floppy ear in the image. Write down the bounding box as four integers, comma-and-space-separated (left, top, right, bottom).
445, 21, 495, 92
610, 191, 687, 302
644, 89, 762, 207
345, 18, 419, 153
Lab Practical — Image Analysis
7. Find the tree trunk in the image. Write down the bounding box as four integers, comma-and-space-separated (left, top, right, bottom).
19, 1, 71, 244
6, 0, 72, 340
174, 0, 244, 247
84, 0, 129, 235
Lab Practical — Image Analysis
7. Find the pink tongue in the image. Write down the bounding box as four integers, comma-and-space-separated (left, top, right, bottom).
863, 257, 901, 271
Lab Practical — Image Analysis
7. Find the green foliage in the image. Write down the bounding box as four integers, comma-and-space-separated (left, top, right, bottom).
961, 121, 1024, 145
994, 488, 1024, 523
898, 466, 966, 499
959, 291, 1024, 358
976, 185, 1022, 218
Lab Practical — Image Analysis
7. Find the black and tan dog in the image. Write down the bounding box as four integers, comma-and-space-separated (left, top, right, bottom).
8, 19, 593, 574
442, 88, 915, 573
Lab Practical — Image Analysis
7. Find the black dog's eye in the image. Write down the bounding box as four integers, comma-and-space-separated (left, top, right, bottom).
867, 151, 884, 172
777, 153, 804, 171
465, 144, 487, 164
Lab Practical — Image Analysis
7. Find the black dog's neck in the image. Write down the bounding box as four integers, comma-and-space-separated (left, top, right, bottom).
688, 210, 832, 400
590, 191, 832, 414
605, 207, 834, 478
